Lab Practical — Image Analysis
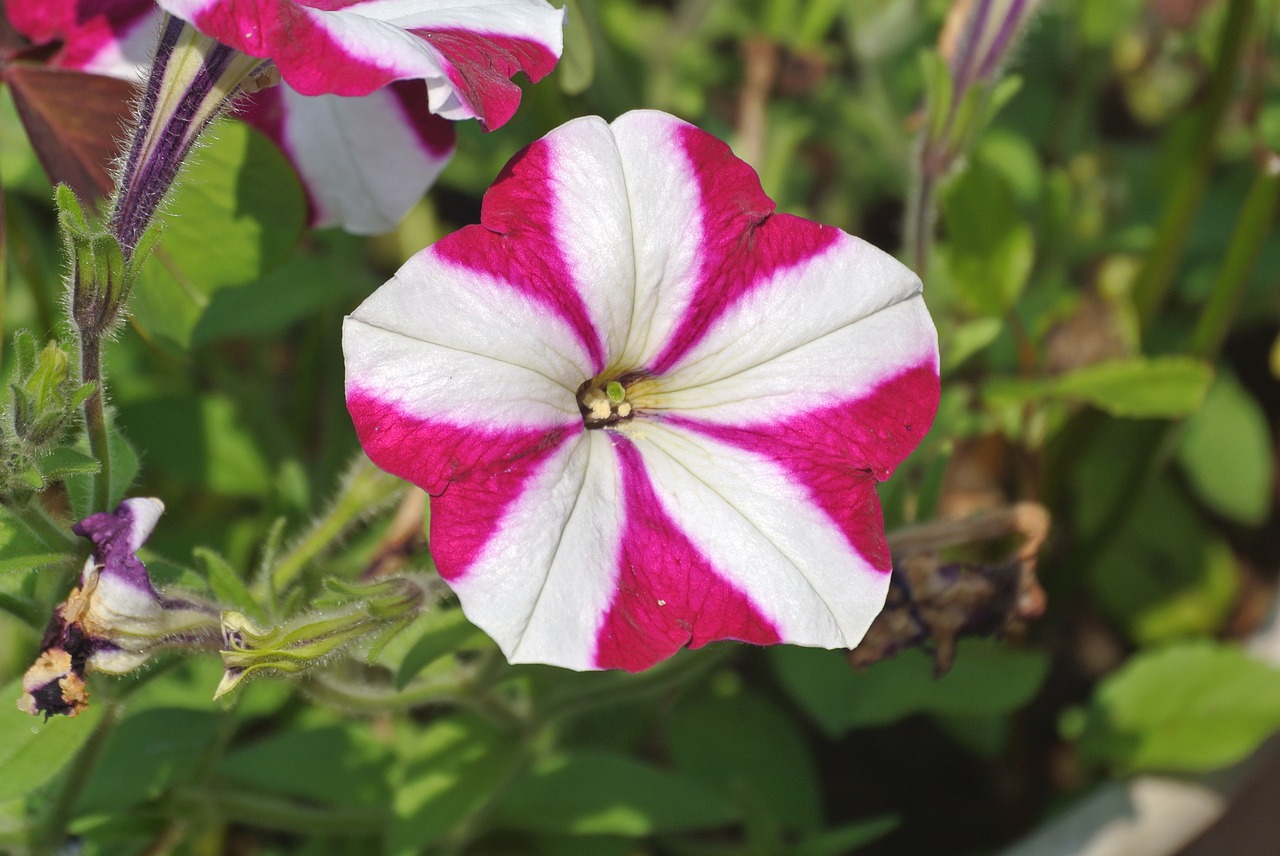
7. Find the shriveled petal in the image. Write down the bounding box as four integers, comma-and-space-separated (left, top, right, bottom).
156, 0, 565, 128
237, 80, 455, 233
5, 0, 158, 78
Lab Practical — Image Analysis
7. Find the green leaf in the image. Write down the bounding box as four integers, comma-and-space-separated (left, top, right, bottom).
117, 395, 271, 497
557, 0, 596, 95
393, 607, 490, 689
388, 715, 519, 856
1080, 641, 1280, 773
77, 708, 222, 812
0, 505, 69, 572
496, 751, 740, 836
667, 688, 822, 832
64, 429, 139, 520
1089, 476, 1237, 646
0, 679, 104, 802
130, 119, 306, 351
192, 231, 374, 345
194, 547, 267, 625
792, 816, 900, 856
942, 159, 1034, 316
217, 724, 393, 806
772, 640, 1049, 737
34, 446, 99, 481
1176, 371, 1273, 525
1052, 357, 1212, 418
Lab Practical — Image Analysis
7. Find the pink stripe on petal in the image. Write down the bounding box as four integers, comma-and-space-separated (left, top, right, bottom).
593, 439, 782, 672
414, 28, 559, 130
667, 362, 940, 572
346, 389, 579, 581
647, 125, 841, 375
388, 79, 457, 158
190, 4, 396, 95
433, 139, 607, 373
9, 0, 155, 70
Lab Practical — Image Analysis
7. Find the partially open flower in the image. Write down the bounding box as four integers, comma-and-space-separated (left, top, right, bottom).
4, 0, 564, 234
344, 111, 940, 672
18, 498, 220, 718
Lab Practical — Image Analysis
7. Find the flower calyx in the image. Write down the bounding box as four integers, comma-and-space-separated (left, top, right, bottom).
216, 576, 428, 699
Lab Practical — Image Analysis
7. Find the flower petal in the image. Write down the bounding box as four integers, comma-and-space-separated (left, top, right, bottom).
6, 0, 158, 78
156, 0, 565, 128
236, 80, 455, 233
432, 115, 644, 373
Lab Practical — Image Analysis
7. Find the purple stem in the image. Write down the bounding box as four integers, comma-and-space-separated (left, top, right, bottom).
978, 0, 1029, 79
950, 0, 993, 99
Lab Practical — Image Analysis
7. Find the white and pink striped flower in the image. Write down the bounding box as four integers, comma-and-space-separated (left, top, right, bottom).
4, 0, 563, 233
344, 111, 940, 672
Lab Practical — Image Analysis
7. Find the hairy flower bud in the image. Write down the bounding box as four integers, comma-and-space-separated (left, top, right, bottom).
216, 577, 427, 699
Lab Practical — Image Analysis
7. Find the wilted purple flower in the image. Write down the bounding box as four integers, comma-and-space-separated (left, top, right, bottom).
18, 498, 220, 718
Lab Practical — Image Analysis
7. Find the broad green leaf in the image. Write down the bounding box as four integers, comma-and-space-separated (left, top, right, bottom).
1080, 641, 1280, 773
1176, 372, 1273, 525
772, 640, 1048, 737
117, 394, 271, 497
393, 607, 490, 689
76, 708, 222, 812
0, 679, 104, 802
34, 446, 98, 481
388, 715, 519, 856
217, 724, 393, 806
192, 231, 375, 346
194, 547, 267, 625
130, 120, 306, 352
1052, 357, 1212, 417
942, 159, 1034, 316
495, 751, 740, 836
667, 688, 822, 832
64, 429, 140, 520
0, 505, 69, 572
1089, 477, 1237, 646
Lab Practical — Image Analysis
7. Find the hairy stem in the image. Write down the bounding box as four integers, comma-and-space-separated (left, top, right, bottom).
79, 332, 112, 514
270, 457, 404, 593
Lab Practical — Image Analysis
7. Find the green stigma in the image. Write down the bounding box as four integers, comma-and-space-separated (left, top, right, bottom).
606, 380, 626, 404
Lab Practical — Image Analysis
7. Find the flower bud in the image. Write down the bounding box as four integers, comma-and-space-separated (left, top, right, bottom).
216, 576, 427, 699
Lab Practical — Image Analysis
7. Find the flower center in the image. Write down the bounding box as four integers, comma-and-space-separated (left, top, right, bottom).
577, 377, 635, 429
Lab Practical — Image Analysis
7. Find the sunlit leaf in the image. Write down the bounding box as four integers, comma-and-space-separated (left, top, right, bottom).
1080, 641, 1280, 773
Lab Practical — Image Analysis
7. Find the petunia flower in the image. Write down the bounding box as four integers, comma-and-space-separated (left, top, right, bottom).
343, 110, 941, 673
4, 0, 564, 234
18, 498, 220, 717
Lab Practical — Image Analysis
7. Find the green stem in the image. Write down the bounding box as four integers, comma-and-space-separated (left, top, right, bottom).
905, 165, 937, 277
1132, 0, 1255, 326
303, 670, 525, 731
269, 455, 403, 593
79, 331, 112, 514
540, 645, 730, 724
33, 701, 123, 855
1189, 157, 1280, 358
171, 788, 388, 835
